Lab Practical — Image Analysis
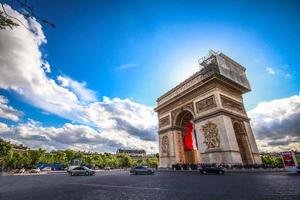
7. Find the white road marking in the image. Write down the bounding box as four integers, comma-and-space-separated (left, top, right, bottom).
69, 182, 169, 191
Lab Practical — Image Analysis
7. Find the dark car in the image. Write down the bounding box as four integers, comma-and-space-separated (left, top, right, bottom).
68, 166, 95, 176
130, 166, 154, 175
199, 164, 225, 175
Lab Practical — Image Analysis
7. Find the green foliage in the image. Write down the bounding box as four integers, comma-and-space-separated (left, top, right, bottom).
117, 154, 133, 167
28, 148, 45, 166
296, 154, 300, 165
0, 10, 19, 29
0, 138, 159, 169
0, 138, 13, 166
260, 155, 283, 167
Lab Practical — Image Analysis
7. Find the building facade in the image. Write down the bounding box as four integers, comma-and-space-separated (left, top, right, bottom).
155, 51, 262, 168
116, 149, 146, 158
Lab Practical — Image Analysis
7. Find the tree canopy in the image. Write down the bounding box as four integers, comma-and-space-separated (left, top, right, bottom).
0, 138, 158, 170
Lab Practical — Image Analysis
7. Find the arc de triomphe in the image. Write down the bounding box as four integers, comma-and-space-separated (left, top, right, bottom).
155, 51, 262, 168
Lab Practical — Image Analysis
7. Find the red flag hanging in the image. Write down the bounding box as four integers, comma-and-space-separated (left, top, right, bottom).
184, 121, 194, 150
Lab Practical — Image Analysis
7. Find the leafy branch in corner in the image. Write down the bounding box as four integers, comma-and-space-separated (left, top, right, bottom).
0, 10, 19, 29
0, 0, 55, 31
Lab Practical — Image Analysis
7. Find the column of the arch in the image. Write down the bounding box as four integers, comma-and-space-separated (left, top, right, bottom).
243, 121, 262, 164
159, 130, 177, 168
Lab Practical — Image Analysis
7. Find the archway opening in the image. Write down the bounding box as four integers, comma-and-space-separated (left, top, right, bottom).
175, 110, 198, 164
233, 122, 253, 165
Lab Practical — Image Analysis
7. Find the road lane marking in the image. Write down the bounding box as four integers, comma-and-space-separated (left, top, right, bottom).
69, 183, 170, 191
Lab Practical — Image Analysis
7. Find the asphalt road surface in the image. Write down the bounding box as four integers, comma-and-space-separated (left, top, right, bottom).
0, 170, 299, 200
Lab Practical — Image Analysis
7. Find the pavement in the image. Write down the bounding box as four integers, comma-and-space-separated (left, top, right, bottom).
0, 170, 299, 200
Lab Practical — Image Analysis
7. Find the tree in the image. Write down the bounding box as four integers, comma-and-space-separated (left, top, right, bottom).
0, 138, 13, 168
65, 149, 76, 163
8, 152, 24, 169
40, 152, 54, 164
0, 10, 19, 29
117, 154, 133, 168
93, 155, 104, 167
28, 148, 45, 167
53, 151, 67, 165
0, 1, 55, 30
21, 152, 32, 168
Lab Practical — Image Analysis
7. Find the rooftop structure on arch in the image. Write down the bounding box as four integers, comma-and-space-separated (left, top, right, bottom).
155, 50, 262, 168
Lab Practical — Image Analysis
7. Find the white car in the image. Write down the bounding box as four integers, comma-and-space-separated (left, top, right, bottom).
67, 165, 80, 172
30, 168, 40, 173
41, 167, 52, 171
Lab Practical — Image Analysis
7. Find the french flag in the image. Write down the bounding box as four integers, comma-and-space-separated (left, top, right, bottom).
184, 121, 198, 150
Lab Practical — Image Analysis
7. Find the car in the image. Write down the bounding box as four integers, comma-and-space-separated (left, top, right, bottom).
104, 166, 111, 171
199, 164, 225, 175
30, 168, 41, 173
41, 167, 52, 171
67, 165, 80, 173
14, 168, 26, 173
130, 166, 154, 175
68, 166, 95, 176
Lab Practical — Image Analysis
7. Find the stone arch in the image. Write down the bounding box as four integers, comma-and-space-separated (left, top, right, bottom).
175, 110, 194, 128
174, 110, 199, 164
233, 121, 253, 165
171, 102, 195, 126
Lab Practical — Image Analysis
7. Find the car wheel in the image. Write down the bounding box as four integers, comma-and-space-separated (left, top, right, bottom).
202, 170, 207, 174
85, 172, 90, 176
134, 171, 138, 175
147, 171, 151, 175
218, 171, 224, 175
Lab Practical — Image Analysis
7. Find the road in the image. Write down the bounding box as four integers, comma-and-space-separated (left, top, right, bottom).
0, 171, 299, 200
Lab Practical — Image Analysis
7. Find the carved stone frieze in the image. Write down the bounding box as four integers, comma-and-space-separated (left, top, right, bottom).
202, 121, 220, 149
159, 116, 170, 128
161, 135, 169, 156
157, 82, 216, 116
195, 95, 217, 113
157, 70, 215, 106
221, 95, 245, 114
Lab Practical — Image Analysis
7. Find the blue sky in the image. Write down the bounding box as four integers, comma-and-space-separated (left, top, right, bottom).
0, 0, 300, 152
39, 0, 299, 106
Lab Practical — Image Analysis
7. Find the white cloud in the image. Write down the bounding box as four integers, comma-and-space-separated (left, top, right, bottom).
248, 92, 300, 152
81, 97, 157, 141
0, 5, 158, 153
42, 61, 51, 73
0, 120, 158, 153
265, 67, 276, 75
57, 75, 97, 103
0, 4, 81, 121
0, 95, 22, 121
117, 63, 138, 70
